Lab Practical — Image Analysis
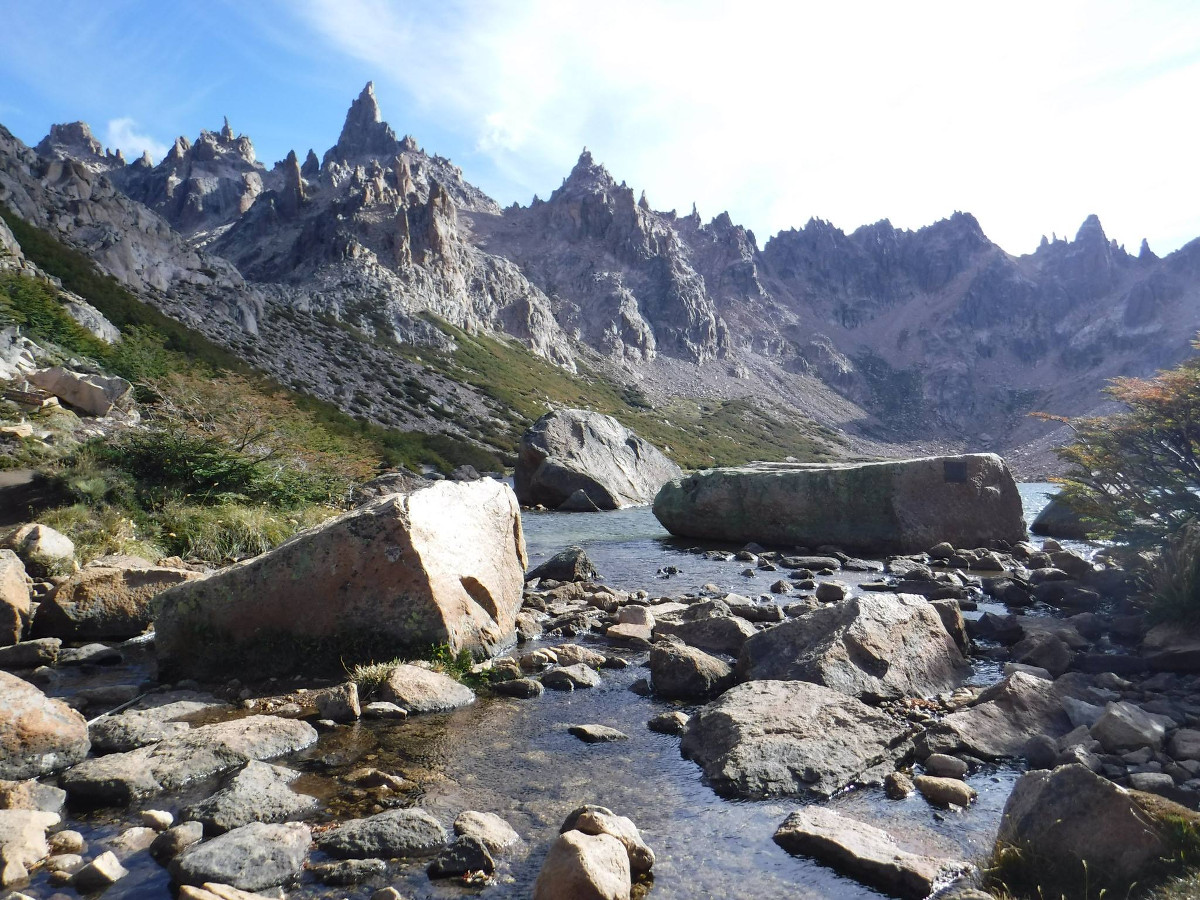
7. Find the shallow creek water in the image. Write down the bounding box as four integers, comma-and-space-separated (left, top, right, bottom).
29, 484, 1080, 900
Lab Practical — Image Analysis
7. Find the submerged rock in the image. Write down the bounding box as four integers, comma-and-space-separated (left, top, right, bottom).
736, 592, 966, 701
514, 409, 681, 511
155, 480, 527, 679
88, 691, 228, 753
773, 807, 969, 899
61, 715, 317, 805
653, 455, 1026, 554
680, 680, 908, 799
316, 808, 448, 859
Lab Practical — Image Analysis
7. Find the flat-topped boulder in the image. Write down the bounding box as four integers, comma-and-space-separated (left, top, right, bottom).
679, 680, 909, 799
514, 409, 681, 511
653, 454, 1026, 554
155, 480, 527, 680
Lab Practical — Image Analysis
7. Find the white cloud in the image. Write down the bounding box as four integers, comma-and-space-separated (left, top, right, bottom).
292, 0, 1200, 255
104, 117, 169, 164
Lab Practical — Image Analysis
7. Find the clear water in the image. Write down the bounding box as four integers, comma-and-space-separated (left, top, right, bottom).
29, 483, 1068, 900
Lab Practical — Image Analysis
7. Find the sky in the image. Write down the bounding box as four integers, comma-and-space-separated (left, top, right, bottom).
1, 0, 1199, 256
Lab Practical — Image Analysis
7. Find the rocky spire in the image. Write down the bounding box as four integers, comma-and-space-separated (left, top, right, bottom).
166, 135, 191, 164
301, 149, 319, 179
220, 117, 234, 142
135, 150, 153, 169
1139, 238, 1157, 261
277, 150, 306, 217
638, 190, 650, 211
1074, 213, 1107, 247
324, 82, 401, 166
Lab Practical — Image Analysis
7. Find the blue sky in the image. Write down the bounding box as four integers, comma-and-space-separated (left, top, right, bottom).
2, 0, 1200, 256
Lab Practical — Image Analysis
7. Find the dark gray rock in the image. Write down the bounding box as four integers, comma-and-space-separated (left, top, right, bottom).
680, 680, 908, 799
428, 835, 494, 878
169, 821, 311, 891
316, 808, 448, 859
184, 761, 319, 834
648, 643, 733, 702
527, 546, 599, 583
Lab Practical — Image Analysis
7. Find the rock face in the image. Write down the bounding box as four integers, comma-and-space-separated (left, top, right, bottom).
653, 455, 1026, 553
736, 593, 966, 701
679, 680, 908, 799
995, 764, 1200, 898
773, 807, 968, 900
0, 671, 89, 779
155, 480, 527, 679
514, 410, 681, 511
31, 560, 201, 640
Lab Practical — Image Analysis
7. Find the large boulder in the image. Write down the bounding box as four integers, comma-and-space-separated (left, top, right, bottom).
994, 764, 1200, 899
0, 550, 29, 646
155, 480, 527, 680
514, 409, 681, 511
773, 807, 969, 899
679, 680, 908, 799
0, 671, 89, 779
32, 559, 202, 641
1030, 496, 1090, 540
26, 367, 132, 417
653, 455, 1026, 554
736, 593, 967, 701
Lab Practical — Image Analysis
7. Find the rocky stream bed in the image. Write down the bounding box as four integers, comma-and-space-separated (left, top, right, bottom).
4, 484, 1200, 900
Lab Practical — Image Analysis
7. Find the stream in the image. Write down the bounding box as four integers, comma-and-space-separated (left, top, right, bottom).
26, 484, 1078, 900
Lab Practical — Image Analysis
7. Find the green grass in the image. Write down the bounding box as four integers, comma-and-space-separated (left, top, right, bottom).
347, 644, 483, 697
1147, 525, 1200, 625
412, 318, 843, 468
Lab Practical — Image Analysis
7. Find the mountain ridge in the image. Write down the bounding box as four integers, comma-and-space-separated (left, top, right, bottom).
9, 83, 1200, 474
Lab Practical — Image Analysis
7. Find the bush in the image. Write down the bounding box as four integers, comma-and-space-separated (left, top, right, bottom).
1048, 337, 1200, 546
1148, 525, 1200, 624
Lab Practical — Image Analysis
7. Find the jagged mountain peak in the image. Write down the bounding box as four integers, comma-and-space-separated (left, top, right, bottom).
324, 81, 405, 166
1075, 213, 1107, 245
35, 121, 123, 170
1140, 237, 1157, 261
555, 147, 619, 196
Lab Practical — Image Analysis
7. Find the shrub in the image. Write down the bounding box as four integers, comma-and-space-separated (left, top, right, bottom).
1148, 525, 1200, 624
1048, 337, 1200, 546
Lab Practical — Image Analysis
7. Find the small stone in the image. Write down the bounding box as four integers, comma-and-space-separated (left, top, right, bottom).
923, 754, 968, 780
568, 724, 629, 744
311, 858, 388, 885
371, 888, 404, 900
49, 830, 85, 854
914, 775, 976, 808
647, 711, 689, 736
109, 825, 157, 856
315, 683, 361, 723
361, 701, 407, 720
72, 850, 128, 890
815, 581, 851, 603
141, 809, 174, 831
884, 771, 914, 800
542, 664, 601, 691
493, 677, 545, 699
151, 821, 205, 860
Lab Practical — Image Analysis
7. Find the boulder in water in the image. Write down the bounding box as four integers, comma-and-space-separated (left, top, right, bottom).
1030, 495, 1091, 540
653, 455, 1026, 554
514, 409, 681, 511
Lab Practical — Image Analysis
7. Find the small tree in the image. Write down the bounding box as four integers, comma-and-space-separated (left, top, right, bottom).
1048, 336, 1200, 546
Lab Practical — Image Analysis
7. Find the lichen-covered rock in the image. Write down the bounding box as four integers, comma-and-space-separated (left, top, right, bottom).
32, 560, 201, 640
514, 410, 681, 510
315, 807, 447, 859
155, 480, 527, 679
653, 455, 1026, 554
0, 671, 89, 779
170, 822, 311, 891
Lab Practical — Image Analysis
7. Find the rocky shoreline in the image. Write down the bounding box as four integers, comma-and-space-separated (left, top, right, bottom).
3, 495, 1200, 900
